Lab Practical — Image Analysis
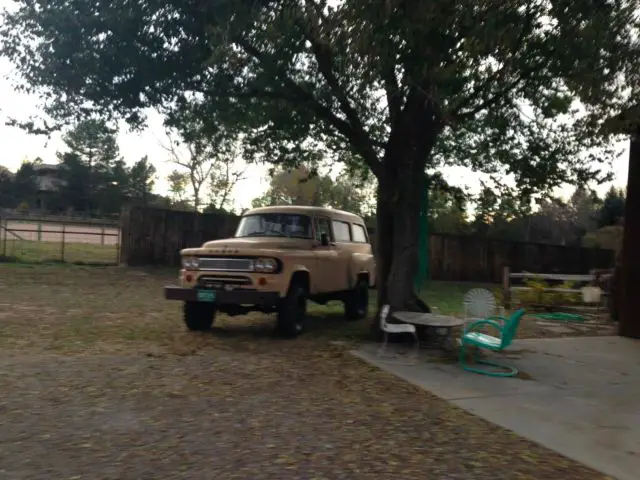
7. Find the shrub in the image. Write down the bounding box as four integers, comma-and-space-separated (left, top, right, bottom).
515, 279, 581, 308
582, 225, 623, 256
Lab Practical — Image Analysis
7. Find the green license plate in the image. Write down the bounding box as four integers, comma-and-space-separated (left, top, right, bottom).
197, 290, 216, 302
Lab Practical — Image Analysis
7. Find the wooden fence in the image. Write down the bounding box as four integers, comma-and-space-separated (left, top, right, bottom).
120, 206, 615, 282
425, 233, 613, 282
120, 206, 240, 267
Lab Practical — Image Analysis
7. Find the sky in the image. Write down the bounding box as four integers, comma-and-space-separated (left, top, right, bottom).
0, 52, 272, 209
0, 1, 631, 210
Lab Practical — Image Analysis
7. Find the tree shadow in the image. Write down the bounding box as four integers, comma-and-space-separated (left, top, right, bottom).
207, 311, 369, 341
210, 316, 277, 339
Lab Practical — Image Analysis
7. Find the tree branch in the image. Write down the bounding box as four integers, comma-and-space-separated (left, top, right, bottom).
384, 68, 403, 127
234, 37, 382, 177
232, 87, 304, 103
448, 7, 537, 122
454, 74, 527, 120
296, 10, 382, 165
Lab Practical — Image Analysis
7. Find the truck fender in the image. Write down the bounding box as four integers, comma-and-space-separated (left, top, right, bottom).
349, 253, 373, 289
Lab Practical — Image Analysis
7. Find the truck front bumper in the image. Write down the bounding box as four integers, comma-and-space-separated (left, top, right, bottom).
164, 285, 280, 305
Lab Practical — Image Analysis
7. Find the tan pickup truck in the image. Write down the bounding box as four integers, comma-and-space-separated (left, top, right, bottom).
164, 205, 376, 337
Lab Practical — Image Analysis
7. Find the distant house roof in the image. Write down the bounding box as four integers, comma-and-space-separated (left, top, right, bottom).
34, 163, 66, 192
33, 163, 61, 173
36, 175, 65, 192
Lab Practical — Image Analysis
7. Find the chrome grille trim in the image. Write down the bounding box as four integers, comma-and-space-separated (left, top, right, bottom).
197, 275, 253, 287
198, 257, 253, 272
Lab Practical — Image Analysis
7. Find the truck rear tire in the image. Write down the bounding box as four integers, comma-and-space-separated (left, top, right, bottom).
183, 301, 216, 331
276, 281, 307, 338
344, 278, 369, 320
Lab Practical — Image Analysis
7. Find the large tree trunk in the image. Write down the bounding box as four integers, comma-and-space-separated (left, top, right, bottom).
370, 117, 441, 338
618, 128, 640, 338
375, 157, 424, 307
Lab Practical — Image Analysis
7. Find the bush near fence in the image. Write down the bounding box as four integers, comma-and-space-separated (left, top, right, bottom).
119, 206, 615, 282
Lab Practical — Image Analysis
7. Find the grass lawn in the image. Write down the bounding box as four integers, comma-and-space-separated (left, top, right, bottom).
0, 238, 118, 265
0, 264, 610, 479
1, 264, 491, 353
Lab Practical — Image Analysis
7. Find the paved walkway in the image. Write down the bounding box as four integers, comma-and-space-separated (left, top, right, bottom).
353, 336, 640, 480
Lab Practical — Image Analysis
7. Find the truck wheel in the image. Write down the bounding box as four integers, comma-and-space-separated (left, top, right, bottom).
276, 281, 307, 338
344, 278, 369, 321
183, 301, 216, 331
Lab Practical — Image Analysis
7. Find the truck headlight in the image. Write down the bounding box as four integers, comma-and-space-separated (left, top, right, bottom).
181, 257, 200, 270
253, 257, 278, 273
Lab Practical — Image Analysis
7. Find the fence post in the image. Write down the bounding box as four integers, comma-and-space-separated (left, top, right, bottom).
502, 265, 511, 310
37, 222, 42, 242
61, 224, 66, 262
1, 217, 6, 258
101, 226, 105, 246
116, 228, 121, 265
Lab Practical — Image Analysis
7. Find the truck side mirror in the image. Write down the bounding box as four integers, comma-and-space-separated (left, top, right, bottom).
320, 232, 330, 246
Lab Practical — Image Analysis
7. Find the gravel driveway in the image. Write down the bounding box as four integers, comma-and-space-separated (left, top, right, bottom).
1, 348, 605, 480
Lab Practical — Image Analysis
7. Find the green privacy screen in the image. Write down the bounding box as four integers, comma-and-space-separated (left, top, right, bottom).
414, 175, 429, 292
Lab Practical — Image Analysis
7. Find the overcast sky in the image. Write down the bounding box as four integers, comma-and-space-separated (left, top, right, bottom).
0, 52, 272, 209
0, 0, 630, 210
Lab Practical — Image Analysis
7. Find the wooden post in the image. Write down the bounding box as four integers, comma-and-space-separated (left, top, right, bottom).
61, 224, 66, 263
619, 127, 640, 338
116, 227, 121, 265
1, 217, 6, 258
37, 222, 42, 242
502, 265, 511, 310
119, 207, 130, 266
101, 226, 105, 246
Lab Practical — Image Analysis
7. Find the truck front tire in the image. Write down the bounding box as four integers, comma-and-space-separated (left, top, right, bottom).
345, 277, 369, 320
276, 281, 307, 338
183, 301, 216, 331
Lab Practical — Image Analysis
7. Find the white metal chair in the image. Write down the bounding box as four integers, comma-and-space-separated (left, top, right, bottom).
376, 305, 420, 364
463, 288, 502, 323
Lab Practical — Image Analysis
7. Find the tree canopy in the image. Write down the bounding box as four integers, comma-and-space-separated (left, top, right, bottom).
2, 0, 638, 313
2, 1, 637, 181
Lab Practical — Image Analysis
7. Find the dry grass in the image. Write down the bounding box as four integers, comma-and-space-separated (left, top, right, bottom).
0, 239, 118, 265
0, 266, 611, 354
1, 219, 119, 265
0, 265, 609, 479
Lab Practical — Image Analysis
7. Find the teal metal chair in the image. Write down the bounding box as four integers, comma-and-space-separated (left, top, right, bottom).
459, 309, 526, 377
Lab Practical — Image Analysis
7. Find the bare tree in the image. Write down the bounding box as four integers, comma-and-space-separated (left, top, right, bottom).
207, 140, 247, 212
161, 130, 214, 211
161, 129, 247, 212
167, 170, 189, 204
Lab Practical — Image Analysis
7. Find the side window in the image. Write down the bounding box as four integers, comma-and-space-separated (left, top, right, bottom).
315, 217, 332, 242
351, 224, 368, 243
331, 220, 351, 242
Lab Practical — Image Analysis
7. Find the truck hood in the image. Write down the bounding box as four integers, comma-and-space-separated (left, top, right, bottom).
181, 237, 311, 255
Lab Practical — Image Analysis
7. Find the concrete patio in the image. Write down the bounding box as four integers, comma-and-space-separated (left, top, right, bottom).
353, 336, 640, 480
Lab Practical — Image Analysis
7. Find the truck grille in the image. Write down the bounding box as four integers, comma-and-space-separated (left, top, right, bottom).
197, 275, 253, 290
199, 257, 253, 272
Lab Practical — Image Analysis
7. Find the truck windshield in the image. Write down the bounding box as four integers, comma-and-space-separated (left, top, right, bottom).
235, 213, 312, 239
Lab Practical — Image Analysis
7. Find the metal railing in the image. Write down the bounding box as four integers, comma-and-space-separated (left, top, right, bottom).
0, 216, 120, 265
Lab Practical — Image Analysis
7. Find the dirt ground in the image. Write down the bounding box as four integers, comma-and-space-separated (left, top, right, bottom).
0, 265, 609, 479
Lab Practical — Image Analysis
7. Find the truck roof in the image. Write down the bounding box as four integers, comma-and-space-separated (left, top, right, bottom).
243, 205, 365, 224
